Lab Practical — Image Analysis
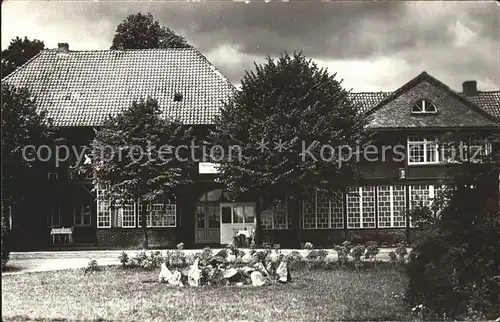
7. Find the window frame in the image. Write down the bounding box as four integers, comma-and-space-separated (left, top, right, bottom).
407, 136, 440, 165
346, 186, 376, 229
261, 204, 289, 230
302, 191, 344, 230
411, 99, 437, 114
73, 204, 92, 227
376, 185, 407, 228
47, 204, 62, 228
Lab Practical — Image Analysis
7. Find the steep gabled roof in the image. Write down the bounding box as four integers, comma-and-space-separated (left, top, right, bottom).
348, 90, 500, 119
364, 72, 499, 129
2, 48, 236, 127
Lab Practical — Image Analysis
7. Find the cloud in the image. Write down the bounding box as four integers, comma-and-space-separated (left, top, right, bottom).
1, 0, 498, 91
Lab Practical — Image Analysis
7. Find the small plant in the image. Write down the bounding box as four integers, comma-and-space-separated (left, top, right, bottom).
395, 242, 408, 263
176, 242, 185, 250
119, 252, 130, 267
350, 245, 366, 270
303, 242, 314, 250
388, 251, 398, 265
408, 248, 418, 262
273, 244, 281, 252
364, 241, 380, 261
215, 249, 228, 259
84, 259, 100, 274
334, 241, 352, 267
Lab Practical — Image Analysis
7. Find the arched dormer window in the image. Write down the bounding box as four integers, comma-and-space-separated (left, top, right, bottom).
412, 99, 437, 114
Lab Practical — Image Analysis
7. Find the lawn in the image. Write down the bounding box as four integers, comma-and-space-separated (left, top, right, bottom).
2, 266, 414, 321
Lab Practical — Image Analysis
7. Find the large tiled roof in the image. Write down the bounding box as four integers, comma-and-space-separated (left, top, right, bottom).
349, 91, 500, 119
2, 48, 235, 126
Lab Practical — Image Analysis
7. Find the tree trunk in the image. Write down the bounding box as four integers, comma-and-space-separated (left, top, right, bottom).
254, 190, 262, 246
140, 201, 149, 249
290, 194, 302, 248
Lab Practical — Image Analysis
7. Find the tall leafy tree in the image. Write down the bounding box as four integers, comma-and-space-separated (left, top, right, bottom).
111, 13, 191, 50
1, 83, 55, 252
89, 98, 194, 249
211, 52, 370, 245
1, 37, 45, 77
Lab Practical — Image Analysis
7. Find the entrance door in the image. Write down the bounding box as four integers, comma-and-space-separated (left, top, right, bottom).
220, 203, 256, 244
195, 203, 220, 244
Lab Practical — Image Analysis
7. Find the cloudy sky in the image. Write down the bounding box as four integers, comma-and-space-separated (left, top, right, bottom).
2, 0, 499, 91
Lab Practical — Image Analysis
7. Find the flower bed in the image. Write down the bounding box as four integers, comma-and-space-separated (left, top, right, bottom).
111, 241, 411, 287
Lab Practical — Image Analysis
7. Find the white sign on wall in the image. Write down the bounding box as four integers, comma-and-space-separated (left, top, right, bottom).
198, 162, 220, 174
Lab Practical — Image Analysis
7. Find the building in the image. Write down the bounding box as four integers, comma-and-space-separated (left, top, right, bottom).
3, 43, 500, 249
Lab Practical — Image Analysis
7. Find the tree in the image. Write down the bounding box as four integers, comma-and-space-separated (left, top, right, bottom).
405, 134, 500, 320
89, 98, 194, 249
210, 52, 370, 245
111, 13, 191, 50
1, 83, 55, 251
1, 37, 45, 77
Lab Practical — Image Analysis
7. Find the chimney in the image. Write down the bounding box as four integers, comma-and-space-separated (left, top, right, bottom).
57, 43, 69, 54
462, 80, 478, 96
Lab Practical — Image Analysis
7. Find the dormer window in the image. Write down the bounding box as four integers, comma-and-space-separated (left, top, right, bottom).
412, 99, 437, 114
173, 93, 183, 102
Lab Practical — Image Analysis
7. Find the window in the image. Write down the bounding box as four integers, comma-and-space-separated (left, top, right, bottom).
120, 204, 136, 228
408, 136, 439, 164
347, 187, 375, 228
303, 191, 344, 229
138, 203, 176, 228
47, 205, 61, 228
412, 99, 437, 114
377, 186, 407, 228
261, 201, 289, 230
97, 189, 111, 228
74, 204, 92, 227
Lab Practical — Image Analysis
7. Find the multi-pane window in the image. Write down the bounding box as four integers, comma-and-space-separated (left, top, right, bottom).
261, 202, 289, 230
302, 191, 344, 229
96, 187, 176, 228
138, 203, 176, 228
120, 204, 136, 228
377, 186, 407, 228
408, 136, 439, 164
347, 187, 376, 228
74, 204, 92, 227
46, 205, 61, 228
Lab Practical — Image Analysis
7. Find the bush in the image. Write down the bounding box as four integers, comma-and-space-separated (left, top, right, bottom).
1, 211, 11, 269
334, 241, 352, 267
119, 252, 129, 267
84, 259, 100, 274
405, 182, 500, 320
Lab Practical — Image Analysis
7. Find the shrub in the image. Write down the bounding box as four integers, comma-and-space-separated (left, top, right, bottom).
350, 245, 365, 270
364, 241, 380, 261
303, 242, 314, 250
1, 212, 11, 270
405, 180, 500, 320
119, 252, 130, 267
334, 241, 352, 267
395, 243, 408, 264
84, 259, 100, 274
388, 251, 398, 265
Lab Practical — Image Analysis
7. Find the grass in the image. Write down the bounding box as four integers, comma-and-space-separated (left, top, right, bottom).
2, 265, 414, 321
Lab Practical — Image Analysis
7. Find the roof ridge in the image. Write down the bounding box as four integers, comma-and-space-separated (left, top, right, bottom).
191, 48, 236, 91
1, 51, 44, 82
43, 47, 197, 53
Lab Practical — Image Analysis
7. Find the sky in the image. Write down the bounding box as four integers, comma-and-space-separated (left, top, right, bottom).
2, 0, 499, 92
